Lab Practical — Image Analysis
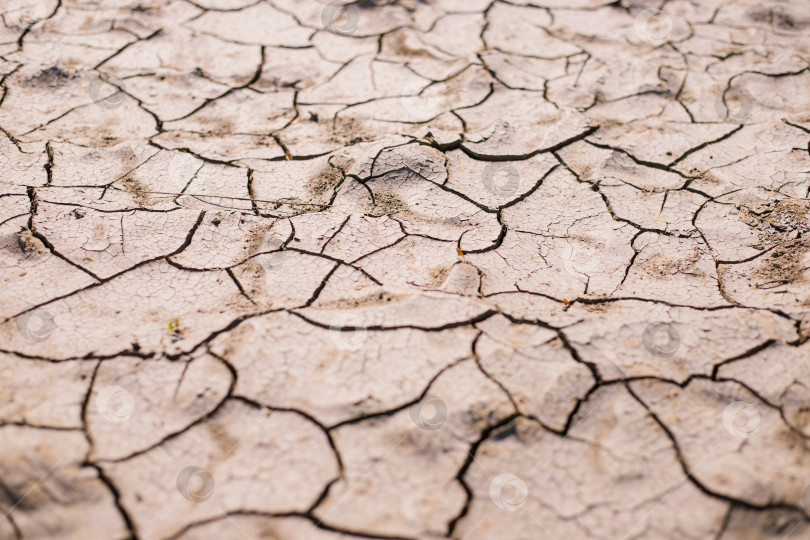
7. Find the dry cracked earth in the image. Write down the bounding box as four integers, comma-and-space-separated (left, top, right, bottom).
1, 0, 810, 538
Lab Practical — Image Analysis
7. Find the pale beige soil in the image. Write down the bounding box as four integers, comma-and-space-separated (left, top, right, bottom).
1, 1, 810, 539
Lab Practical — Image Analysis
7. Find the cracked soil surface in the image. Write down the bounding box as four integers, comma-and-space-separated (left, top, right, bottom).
2, 0, 810, 538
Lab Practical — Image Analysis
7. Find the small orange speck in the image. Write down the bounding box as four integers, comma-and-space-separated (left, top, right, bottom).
456, 248, 464, 256
563, 298, 570, 306
285, 154, 292, 161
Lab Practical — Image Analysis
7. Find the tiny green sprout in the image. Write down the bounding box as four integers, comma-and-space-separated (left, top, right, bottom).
168, 317, 180, 332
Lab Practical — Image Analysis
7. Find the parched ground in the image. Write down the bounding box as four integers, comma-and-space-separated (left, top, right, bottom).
1, 0, 810, 539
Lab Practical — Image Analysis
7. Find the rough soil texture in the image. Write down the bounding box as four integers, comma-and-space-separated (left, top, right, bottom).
1, 0, 810, 539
